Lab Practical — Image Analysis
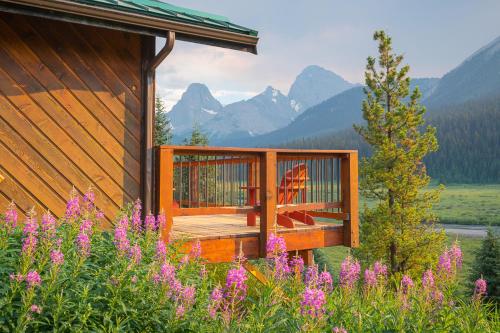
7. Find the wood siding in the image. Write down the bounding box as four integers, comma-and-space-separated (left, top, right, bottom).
0, 12, 144, 226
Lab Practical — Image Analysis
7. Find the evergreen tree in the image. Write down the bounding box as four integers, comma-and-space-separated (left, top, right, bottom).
183, 123, 209, 146
470, 229, 499, 301
354, 31, 445, 274
154, 97, 172, 146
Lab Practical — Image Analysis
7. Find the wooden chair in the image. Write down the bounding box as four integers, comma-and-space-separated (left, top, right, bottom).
244, 163, 315, 228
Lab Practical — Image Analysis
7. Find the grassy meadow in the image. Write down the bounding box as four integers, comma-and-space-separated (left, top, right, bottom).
360, 184, 500, 226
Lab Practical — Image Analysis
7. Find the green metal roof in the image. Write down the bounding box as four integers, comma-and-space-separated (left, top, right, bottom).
73, 0, 258, 37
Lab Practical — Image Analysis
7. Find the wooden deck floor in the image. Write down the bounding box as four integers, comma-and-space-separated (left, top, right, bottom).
172, 214, 345, 263
172, 214, 342, 241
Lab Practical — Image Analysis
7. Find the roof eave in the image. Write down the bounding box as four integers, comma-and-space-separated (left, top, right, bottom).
0, 0, 258, 54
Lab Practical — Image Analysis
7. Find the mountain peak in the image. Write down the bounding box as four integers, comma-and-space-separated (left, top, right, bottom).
288, 65, 354, 112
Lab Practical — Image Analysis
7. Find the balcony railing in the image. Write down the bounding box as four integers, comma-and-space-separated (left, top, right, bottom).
155, 146, 358, 257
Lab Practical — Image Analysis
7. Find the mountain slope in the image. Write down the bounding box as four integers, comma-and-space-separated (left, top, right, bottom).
288, 65, 355, 112
244, 78, 438, 147
168, 83, 222, 136
203, 86, 296, 143
425, 36, 500, 107
279, 94, 500, 184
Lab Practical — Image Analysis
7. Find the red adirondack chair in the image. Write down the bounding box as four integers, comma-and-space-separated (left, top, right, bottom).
244, 163, 315, 228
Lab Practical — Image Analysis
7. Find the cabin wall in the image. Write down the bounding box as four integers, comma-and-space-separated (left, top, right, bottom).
0, 12, 144, 226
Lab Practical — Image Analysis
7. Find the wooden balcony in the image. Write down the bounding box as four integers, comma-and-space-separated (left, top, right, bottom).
155, 146, 358, 263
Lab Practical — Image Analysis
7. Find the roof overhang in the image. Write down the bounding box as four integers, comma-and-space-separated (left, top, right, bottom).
0, 0, 258, 54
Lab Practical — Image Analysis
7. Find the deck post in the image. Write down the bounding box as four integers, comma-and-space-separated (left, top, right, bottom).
157, 147, 174, 243
259, 151, 277, 257
340, 151, 359, 247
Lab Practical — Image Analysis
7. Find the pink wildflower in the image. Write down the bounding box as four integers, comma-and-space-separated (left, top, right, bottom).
144, 213, 156, 231
4, 202, 18, 230
30, 304, 42, 314
225, 266, 248, 301
189, 239, 202, 259
50, 250, 64, 266
10, 273, 24, 282
300, 288, 326, 318
114, 219, 130, 255
290, 255, 305, 275
373, 261, 388, 277
474, 278, 487, 299
318, 271, 333, 292
22, 214, 38, 256
305, 265, 319, 288
422, 269, 435, 289
156, 240, 167, 262
332, 327, 348, 333
131, 199, 142, 232
79, 219, 93, 236
401, 275, 414, 295
156, 212, 166, 229
76, 232, 90, 257
339, 256, 360, 289
96, 210, 105, 219
364, 269, 377, 288
437, 249, 452, 276
266, 233, 287, 256
129, 244, 142, 265
208, 286, 223, 318
25, 271, 41, 288
131, 275, 138, 284
82, 188, 95, 210
41, 211, 56, 239
450, 242, 463, 269
65, 191, 80, 220
432, 290, 444, 304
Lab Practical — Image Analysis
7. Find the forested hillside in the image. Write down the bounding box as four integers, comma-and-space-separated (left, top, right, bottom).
280, 95, 500, 183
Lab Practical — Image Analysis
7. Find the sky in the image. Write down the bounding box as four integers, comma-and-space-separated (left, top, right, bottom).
156, 0, 500, 110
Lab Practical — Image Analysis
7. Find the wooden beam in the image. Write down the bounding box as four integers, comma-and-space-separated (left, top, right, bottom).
341, 152, 359, 247
156, 148, 174, 243
259, 151, 277, 257
307, 211, 349, 220
277, 201, 342, 213
298, 249, 313, 266
172, 206, 259, 216
178, 226, 344, 263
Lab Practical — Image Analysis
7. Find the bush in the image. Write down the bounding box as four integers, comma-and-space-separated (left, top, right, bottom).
470, 228, 499, 301
0, 192, 498, 332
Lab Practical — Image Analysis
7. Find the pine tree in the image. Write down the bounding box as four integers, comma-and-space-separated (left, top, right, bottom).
470, 229, 499, 300
354, 31, 445, 274
183, 123, 209, 146
154, 97, 172, 146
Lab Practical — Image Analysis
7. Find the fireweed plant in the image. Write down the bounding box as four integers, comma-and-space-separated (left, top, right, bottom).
0, 192, 498, 332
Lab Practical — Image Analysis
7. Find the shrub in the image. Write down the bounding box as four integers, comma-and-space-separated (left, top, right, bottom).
0, 192, 498, 332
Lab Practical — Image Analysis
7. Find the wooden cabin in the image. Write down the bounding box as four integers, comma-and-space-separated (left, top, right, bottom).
0, 0, 358, 264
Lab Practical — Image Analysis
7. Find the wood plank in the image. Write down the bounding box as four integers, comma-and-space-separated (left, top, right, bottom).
23, 16, 142, 142
259, 151, 277, 257
341, 152, 359, 247
163, 145, 357, 155
0, 18, 141, 185
75, 25, 141, 99
277, 202, 342, 213
0, 141, 66, 217
0, 94, 119, 224
0, 71, 123, 218
0, 165, 47, 216
157, 148, 174, 243
307, 211, 349, 220
0, 43, 138, 203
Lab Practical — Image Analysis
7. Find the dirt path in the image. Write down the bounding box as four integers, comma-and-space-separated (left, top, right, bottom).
438, 224, 499, 237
